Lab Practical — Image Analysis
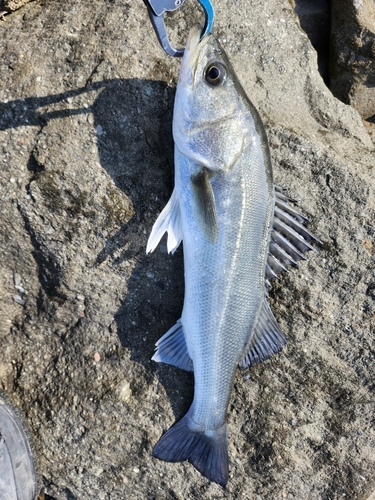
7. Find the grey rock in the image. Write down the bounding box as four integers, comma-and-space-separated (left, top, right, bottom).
330, 0, 375, 121
292, 0, 331, 79
0, 0, 32, 13
294, 0, 330, 50
0, 0, 374, 499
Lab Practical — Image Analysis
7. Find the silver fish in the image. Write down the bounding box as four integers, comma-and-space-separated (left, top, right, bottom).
147, 25, 320, 487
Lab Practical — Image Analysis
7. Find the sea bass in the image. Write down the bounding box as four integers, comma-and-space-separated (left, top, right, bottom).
146, 25, 319, 487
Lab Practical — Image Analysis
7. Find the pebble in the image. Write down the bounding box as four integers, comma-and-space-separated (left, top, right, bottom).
118, 381, 132, 402
155, 281, 165, 291
96, 125, 103, 136
13, 272, 21, 286
93, 352, 101, 362
13, 294, 25, 305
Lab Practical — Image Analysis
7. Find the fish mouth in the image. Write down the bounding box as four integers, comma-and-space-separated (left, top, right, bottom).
185, 23, 202, 54
179, 24, 210, 88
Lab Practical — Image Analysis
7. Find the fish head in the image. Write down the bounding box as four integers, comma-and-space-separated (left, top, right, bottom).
173, 24, 251, 174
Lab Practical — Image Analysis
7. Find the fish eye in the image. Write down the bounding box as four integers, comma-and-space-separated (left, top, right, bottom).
205, 62, 227, 87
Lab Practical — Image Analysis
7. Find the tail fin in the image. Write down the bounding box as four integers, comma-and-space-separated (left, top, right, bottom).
153, 414, 229, 487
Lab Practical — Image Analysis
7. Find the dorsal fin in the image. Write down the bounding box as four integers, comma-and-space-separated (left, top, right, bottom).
266, 186, 321, 287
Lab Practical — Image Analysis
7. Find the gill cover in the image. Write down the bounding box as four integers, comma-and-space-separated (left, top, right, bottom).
173, 24, 250, 174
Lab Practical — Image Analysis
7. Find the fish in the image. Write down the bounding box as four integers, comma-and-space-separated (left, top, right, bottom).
146, 24, 320, 487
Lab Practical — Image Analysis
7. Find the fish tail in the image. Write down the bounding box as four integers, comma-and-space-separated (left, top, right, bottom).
153, 413, 229, 487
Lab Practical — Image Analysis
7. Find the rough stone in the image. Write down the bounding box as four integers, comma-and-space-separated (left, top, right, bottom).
0, 0, 33, 12
330, 0, 375, 121
292, 0, 331, 80
0, 0, 374, 499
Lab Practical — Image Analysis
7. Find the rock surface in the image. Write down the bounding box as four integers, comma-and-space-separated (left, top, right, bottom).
293, 0, 331, 81
330, 0, 375, 120
0, 0, 32, 12
0, 1, 374, 499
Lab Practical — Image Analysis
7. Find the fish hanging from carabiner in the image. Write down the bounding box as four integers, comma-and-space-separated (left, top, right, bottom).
143, 0, 214, 56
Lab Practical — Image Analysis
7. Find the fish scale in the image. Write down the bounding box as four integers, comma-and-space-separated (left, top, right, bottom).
146, 24, 320, 487
183, 168, 269, 432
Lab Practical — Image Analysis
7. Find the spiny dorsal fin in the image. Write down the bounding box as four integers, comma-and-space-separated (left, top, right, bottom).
239, 298, 286, 369
152, 320, 193, 372
266, 186, 321, 287
146, 189, 183, 254
191, 167, 218, 243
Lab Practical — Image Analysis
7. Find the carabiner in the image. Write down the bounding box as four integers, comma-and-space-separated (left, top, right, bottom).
199, 0, 214, 38
143, 0, 215, 57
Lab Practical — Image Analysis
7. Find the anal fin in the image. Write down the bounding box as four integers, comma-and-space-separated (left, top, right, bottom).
152, 320, 193, 372
239, 298, 286, 370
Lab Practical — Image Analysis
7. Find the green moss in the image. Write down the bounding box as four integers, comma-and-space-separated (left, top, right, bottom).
36, 171, 100, 221
64, 189, 89, 216
101, 184, 134, 225
36, 171, 65, 212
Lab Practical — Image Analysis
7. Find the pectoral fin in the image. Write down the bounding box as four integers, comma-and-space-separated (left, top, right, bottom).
146, 189, 182, 254
191, 168, 218, 243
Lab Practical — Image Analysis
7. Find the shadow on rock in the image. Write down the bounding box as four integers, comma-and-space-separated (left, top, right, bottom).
0, 78, 193, 420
